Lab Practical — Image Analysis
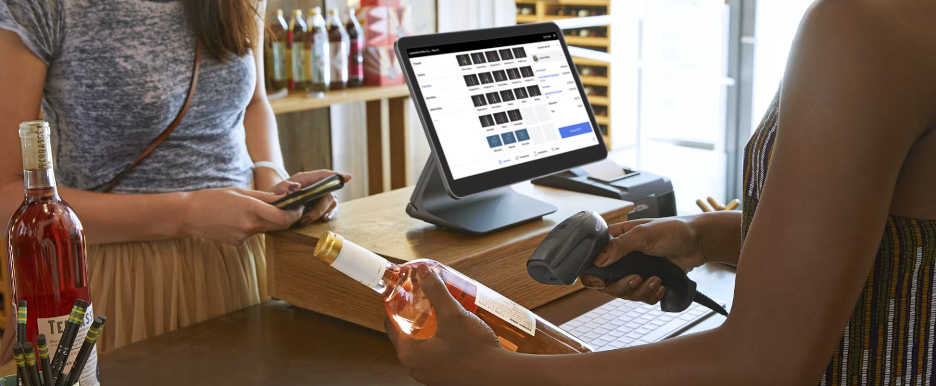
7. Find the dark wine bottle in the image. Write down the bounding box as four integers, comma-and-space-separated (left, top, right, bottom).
346, 8, 365, 88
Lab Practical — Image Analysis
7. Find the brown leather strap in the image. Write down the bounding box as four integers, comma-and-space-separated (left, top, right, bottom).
104, 43, 202, 193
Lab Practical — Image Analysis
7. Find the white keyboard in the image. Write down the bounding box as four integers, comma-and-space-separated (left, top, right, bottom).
560, 298, 726, 352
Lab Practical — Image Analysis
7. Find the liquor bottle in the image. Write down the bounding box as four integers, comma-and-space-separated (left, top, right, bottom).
326, 9, 349, 90
345, 8, 365, 88
348, 8, 366, 87
307, 7, 330, 92
288, 9, 309, 91
266, 9, 290, 91
7, 121, 98, 386
313, 232, 593, 355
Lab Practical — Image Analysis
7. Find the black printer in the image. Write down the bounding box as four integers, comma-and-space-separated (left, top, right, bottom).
532, 165, 677, 219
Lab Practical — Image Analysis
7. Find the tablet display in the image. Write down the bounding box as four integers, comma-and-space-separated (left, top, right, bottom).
398, 24, 605, 197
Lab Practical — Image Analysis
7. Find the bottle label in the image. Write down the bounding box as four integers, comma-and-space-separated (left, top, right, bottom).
292, 44, 308, 83
474, 283, 536, 336
38, 304, 99, 386
349, 40, 363, 79
271, 42, 288, 81
332, 240, 387, 289
312, 36, 329, 85
330, 42, 348, 82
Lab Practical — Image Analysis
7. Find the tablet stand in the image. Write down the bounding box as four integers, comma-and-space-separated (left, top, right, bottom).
406, 154, 558, 235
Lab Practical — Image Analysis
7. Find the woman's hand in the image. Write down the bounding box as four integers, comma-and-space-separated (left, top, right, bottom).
179, 187, 302, 245
266, 170, 352, 226
581, 216, 708, 305
385, 264, 506, 386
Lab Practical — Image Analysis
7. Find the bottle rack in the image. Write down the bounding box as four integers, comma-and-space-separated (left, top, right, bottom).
516, 0, 611, 147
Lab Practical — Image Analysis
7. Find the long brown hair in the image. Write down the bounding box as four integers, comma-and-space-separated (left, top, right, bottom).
181, 0, 261, 62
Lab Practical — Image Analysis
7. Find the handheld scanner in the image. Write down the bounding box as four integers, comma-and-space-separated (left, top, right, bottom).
527, 211, 728, 316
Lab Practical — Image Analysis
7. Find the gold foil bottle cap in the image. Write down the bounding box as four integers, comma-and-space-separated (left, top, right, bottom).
314, 231, 344, 265
292, 9, 302, 16
312, 7, 322, 15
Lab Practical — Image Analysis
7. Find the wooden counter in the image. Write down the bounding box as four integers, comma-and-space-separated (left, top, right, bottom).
98, 264, 737, 386
267, 182, 634, 332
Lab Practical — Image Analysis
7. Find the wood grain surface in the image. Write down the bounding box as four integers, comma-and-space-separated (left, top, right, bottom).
268, 182, 633, 331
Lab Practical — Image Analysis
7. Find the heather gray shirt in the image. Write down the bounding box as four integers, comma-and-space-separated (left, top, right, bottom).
0, 0, 256, 193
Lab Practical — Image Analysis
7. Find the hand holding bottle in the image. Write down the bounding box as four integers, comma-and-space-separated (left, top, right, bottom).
385, 264, 506, 386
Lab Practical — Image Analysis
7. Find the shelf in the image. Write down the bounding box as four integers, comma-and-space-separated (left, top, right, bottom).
563, 36, 610, 47
595, 115, 610, 125
543, 15, 576, 21
558, 0, 611, 6
572, 57, 608, 67
602, 134, 611, 148
269, 85, 410, 115
587, 95, 609, 105
516, 14, 538, 23
579, 75, 610, 86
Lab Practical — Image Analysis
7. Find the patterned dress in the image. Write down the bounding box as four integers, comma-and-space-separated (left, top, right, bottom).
742, 92, 936, 385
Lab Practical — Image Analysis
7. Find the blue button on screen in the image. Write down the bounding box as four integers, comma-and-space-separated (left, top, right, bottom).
501, 132, 517, 145
515, 129, 530, 142
558, 122, 593, 139
487, 135, 503, 148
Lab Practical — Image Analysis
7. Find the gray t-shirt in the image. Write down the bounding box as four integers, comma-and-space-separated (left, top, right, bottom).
0, 0, 255, 193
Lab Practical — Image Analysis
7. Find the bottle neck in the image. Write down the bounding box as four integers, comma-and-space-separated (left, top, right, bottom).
314, 232, 396, 295
24, 168, 57, 191
24, 169, 59, 203
18, 121, 58, 199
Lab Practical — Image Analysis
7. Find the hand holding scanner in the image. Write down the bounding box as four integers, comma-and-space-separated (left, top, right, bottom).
527, 211, 728, 316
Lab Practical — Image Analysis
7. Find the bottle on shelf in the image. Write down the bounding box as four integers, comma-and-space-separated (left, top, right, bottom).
307, 7, 330, 93
313, 232, 593, 355
266, 9, 290, 91
346, 8, 365, 88
326, 9, 350, 90
7, 121, 98, 386
288, 9, 309, 91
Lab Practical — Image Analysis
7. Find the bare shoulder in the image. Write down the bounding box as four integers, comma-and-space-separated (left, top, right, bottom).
793, 0, 936, 219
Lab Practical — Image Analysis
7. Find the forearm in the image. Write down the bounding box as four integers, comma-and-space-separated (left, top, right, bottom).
1, 179, 187, 245
690, 211, 742, 266
487, 328, 768, 386
244, 99, 286, 191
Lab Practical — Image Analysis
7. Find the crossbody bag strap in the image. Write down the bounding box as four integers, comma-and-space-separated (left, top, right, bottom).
103, 43, 202, 193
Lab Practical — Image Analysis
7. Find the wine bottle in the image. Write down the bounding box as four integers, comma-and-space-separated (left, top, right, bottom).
288, 9, 309, 91
313, 232, 593, 355
345, 8, 365, 88
266, 9, 290, 91
307, 7, 330, 92
6, 121, 98, 386
326, 9, 349, 90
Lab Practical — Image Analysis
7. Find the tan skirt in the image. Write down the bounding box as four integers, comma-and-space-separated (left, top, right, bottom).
87, 234, 268, 353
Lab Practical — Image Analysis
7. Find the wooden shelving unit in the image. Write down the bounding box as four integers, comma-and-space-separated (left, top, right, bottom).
268, 85, 410, 115
516, 0, 612, 147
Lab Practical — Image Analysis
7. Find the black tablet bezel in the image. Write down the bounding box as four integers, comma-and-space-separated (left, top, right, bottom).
395, 22, 607, 198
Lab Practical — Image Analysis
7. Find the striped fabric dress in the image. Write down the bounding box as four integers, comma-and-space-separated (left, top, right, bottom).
742, 92, 936, 385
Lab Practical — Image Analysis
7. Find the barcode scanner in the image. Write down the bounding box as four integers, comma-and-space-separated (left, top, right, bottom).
527, 211, 729, 316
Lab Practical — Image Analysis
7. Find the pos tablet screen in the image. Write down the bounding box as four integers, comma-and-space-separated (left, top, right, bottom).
396, 23, 606, 198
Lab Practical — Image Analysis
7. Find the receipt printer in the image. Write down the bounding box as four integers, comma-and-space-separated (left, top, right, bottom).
532, 163, 677, 219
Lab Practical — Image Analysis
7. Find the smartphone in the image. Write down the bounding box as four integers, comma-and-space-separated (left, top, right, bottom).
272, 174, 345, 210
